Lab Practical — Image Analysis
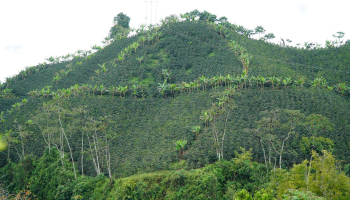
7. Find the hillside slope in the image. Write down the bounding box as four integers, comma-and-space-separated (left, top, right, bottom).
1, 20, 350, 178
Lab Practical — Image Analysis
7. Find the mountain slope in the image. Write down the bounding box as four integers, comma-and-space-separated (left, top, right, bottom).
1, 20, 350, 178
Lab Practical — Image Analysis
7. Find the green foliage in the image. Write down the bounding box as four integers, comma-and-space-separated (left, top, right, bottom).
1, 12, 350, 200
282, 189, 325, 200
269, 150, 350, 199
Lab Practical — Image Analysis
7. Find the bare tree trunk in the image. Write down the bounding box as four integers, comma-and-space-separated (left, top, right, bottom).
58, 112, 77, 179
105, 137, 112, 179
87, 133, 100, 176
220, 110, 231, 160
7, 143, 11, 163
259, 138, 268, 173
81, 131, 84, 177
212, 119, 220, 161
93, 131, 101, 174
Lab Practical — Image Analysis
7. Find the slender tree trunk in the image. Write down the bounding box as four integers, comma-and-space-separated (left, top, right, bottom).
81, 131, 84, 177
8, 143, 11, 163
58, 112, 77, 179
87, 133, 100, 176
93, 132, 101, 175
54, 144, 65, 171
220, 110, 231, 160
260, 138, 268, 173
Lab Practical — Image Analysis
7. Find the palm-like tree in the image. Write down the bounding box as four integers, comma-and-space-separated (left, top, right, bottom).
140, 24, 146, 33
73, 84, 79, 96
240, 72, 248, 89
200, 111, 211, 127
296, 76, 306, 89
198, 75, 206, 90
169, 84, 177, 98
95, 69, 101, 77
248, 75, 256, 89
99, 63, 107, 74
118, 52, 125, 62
131, 42, 140, 53
312, 77, 324, 87
327, 86, 333, 91
275, 77, 281, 90
268, 76, 278, 90
92, 85, 98, 96
132, 84, 138, 98
121, 85, 128, 98
336, 82, 347, 95
282, 77, 292, 89
99, 84, 105, 98
218, 75, 225, 87
64, 89, 72, 100
256, 75, 262, 89
157, 82, 169, 97
321, 80, 328, 88
175, 139, 187, 160
189, 81, 197, 92
136, 56, 144, 67
124, 46, 132, 54
191, 125, 201, 139
225, 74, 233, 88
139, 36, 146, 45
28, 89, 38, 100
109, 86, 116, 98
117, 86, 123, 97
182, 82, 190, 94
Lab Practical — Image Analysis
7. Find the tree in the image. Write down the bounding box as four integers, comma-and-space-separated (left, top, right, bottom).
270, 150, 350, 199
175, 139, 187, 160
282, 77, 292, 89
99, 84, 105, 98
198, 10, 217, 23
118, 52, 125, 62
296, 76, 306, 89
120, 85, 128, 97
136, 56, 144, 67
332, 31, 345, 45
132, 84, 139, 98
131, 42, 140, 53
191, 125, 201, 139
157, 82, 169, 97
139, 36, 146, 45
109, 13, 131, 38
302, 114, 334, 190
113, 12, 130, 28
109, 86, 116, 98
255, 26, 266, 39
264, 33, 275, 41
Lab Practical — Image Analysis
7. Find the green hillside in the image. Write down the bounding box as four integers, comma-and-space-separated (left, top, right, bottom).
1, 11, 350, 199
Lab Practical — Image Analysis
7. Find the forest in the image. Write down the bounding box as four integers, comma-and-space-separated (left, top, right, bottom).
1, 10, 350, 199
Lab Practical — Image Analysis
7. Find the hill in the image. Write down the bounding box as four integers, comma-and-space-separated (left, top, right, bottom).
1, 11, 350, 199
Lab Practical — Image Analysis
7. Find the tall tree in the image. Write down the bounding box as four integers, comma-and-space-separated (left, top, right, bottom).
255, 25, 266, 39
109, 13, 131, 38
113, 12, 130, 28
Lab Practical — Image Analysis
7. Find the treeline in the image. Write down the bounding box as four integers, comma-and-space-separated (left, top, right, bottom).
1, 145, 350, 199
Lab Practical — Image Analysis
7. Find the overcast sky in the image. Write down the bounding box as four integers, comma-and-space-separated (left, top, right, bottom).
1, 0, 349, 83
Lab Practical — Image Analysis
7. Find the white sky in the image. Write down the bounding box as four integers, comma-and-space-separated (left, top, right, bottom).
1, 0, 349, 83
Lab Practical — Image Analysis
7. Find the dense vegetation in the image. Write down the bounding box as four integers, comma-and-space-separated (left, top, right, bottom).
1, 10, 350, 199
